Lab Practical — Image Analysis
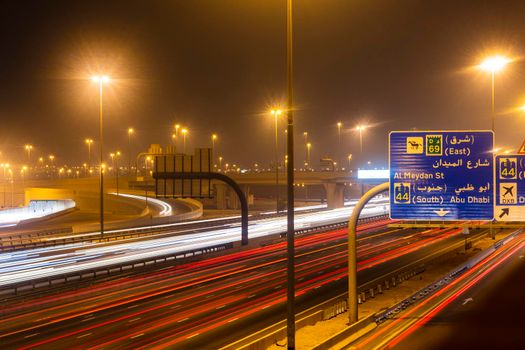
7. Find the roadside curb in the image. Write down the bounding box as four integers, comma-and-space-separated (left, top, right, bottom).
310, 313, 376, 350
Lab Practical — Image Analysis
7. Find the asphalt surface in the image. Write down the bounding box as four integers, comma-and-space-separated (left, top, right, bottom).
351, 229, 525, 350
394, 231, 525, 350
0, 221, 476, 349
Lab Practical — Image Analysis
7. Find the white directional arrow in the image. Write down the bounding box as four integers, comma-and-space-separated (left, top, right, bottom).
433, 208, 450, 217
462, 297, 473, 305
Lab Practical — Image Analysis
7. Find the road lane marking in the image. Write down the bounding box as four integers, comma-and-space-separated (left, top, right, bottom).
130, 333, 145, 339
77, 333, 92, 339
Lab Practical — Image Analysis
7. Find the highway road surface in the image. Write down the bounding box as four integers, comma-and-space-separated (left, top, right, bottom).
0, 219, 486, 349
350, 229, 525, 350
0, 199, 389, 287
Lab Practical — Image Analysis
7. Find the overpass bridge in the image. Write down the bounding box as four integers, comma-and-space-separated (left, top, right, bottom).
135, 170, 383, 210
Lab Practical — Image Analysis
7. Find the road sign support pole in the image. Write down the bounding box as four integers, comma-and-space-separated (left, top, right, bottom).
153, 172, 249, 245
348, 181, 389, 324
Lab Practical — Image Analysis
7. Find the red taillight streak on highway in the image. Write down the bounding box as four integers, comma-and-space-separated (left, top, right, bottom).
385, 239, 525, 349
16, 238, 351, 347
13, 219, 422, 348
51, 243, 368, 350
83, 250, 353, 348
17, 224, 445, 349
355, 236, 525, 349
1, 220, 394, 332
2, 220, 389, 319
11, 230, 436, 349
131, 267, 353, 350
70, 231, 450, 349
358, 228, 460, 269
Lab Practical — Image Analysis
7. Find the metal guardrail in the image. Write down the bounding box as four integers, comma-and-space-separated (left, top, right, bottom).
0, 242, 234, 297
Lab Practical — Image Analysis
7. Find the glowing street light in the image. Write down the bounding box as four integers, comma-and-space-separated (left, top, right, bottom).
85, 138, 94, 167
111, 151, 121, 194
271, 109, 283, 212
24, 144, 33, 163
91, 74, 110, 236
211, 133, 218, 166
337, 122, 343, 170
478, 55, 511, 132
127, 128, 134, 172
355, 125, 367, 153
306, 142, 312, 170
181, 128, 188, 153
303, 131, 308, 168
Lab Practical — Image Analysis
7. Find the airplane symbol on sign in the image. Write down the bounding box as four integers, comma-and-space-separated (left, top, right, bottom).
503, 186, 514, 197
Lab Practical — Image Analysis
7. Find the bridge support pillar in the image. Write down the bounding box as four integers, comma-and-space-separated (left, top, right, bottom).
214, 183, 228, 210
324, 183, 345, 209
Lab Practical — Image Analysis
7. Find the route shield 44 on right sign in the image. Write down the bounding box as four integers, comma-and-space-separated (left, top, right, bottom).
494, 155, 525, 221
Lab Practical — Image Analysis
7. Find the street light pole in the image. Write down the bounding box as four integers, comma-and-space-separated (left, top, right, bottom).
85, 139, 93, 170
491, 70, 495, 131
116, 151, 120, 195
479, 55, 510, 133
212, 133, 217, 167
92, 75, 109, 237
306, 142, 311, 170
337, 122, 342, 169
174, 124, 180, 150
356, 125, 366, 154
181, 128, 188, 154
286, 0, 295, 348
128, 128, 134, 173
271, 109, 282, 213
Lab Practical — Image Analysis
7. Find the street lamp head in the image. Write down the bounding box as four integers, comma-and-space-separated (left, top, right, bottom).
337, 122, 342, 128
181, 128, 188, 134
271, 109, 282, 116
128, 128, 134, 134
479, 56, 510, 73
212, 134, 217, 140
91, 75, 110, 83
356, 125, 367, 131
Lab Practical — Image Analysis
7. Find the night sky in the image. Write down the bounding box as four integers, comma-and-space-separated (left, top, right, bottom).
1, 0, 525, 168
